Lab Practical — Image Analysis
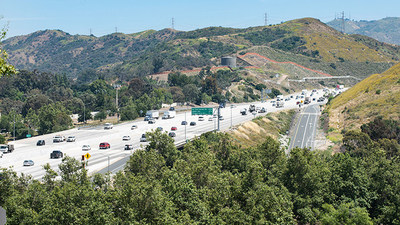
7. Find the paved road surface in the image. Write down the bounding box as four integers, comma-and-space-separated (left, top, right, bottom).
0, 89, 333, 179
288, 104, 321, 151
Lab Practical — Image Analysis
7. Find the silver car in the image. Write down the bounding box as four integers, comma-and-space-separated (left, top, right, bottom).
82, 145, 91, 151
23, 160, 34, 166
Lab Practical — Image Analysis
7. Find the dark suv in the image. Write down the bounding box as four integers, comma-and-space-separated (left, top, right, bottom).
37, 140, 45, 146
50, 150, 63, 159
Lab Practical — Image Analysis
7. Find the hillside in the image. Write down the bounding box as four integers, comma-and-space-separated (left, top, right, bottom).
2, 17, 399, 81
325, 63, 400, 142
328, 17, 400, 45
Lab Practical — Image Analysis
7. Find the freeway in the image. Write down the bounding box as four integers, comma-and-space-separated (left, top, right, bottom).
0, 89, 331, 179
288, 104, 321, 151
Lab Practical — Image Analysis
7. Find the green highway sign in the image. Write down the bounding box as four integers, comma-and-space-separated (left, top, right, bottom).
26, 134, 31, 138
191, 107, 213, 115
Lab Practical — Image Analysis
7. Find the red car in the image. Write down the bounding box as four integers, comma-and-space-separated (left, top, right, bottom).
99, 142, 110, 149
171, 126, 177, 131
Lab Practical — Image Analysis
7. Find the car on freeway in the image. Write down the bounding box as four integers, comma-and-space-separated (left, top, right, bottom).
23, 160, 34, 166
124, 144, 133, 150
208, 117, 213, 121
190, 122, 196, 126
82, 145, 91, 151
122, 136, 131, 141
104, 123, 113, 129
181, 121, 187, 125
258, 107, 266, 113
140, 134, 147, 142
157, 127, 163, 131
312, 98, 316, 101
53, 135, 65, 143
99, 142, 111, 149
171, 126, 177, 131
67, 136, 76, 142
50, 150, 63, 159
148, 119, 156, 124
169, 107, 175, 111
131, 125, 138, 130
144, 116, 150, 121
219, 116, 224, 120
213, 114, 217, 118
198, 116, 205, 121
37, 140, 45, 146
168, 132, 176, 137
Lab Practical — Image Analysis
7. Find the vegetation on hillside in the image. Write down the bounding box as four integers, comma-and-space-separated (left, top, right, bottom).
1, 117, 400, 224
324, 63, 400, 142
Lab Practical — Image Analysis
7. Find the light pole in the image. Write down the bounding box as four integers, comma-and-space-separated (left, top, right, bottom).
230, 105, 233, 129
83, 104, 86, 124
13, 114, 15, 142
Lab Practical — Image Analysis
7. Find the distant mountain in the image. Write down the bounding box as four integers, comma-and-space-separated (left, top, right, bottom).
2, 17, 400, 80
327, 17, 400, 45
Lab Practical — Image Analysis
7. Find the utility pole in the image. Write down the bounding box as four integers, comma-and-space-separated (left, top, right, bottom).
217, 107, 220, 131
90, 28, 92, 36
13, 114, 15, 142
83, 104, 86, 124
116, 87, 119, 122
115, 27, 117, 33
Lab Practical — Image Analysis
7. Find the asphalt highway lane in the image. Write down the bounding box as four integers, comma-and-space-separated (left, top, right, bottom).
288, 104, 321, 151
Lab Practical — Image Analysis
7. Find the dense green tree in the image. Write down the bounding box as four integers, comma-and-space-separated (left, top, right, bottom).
38, 103, 72, 134
182, 83, 200, 103
120, 103, 139, 121
94, 110, 107, 122
320, 203, 373, 225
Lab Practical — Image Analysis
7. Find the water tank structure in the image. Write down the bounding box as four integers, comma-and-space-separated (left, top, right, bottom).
221, 56, 237, 68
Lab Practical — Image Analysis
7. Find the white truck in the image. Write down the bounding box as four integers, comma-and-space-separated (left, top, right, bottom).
146, 110, 159, 119
0, 144, 14, 153
162, 110, 176, 119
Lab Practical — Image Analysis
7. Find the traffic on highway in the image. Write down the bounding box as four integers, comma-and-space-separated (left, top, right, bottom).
0, 88, 337, 179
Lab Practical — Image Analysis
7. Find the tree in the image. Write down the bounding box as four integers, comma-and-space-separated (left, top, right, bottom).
120, 104, 139, 121
320, 203, 373, 225
38, 103, 72, 134
255, 83, 267, 91
182, 84, 199, 103
169, 86, 185, 103
94, 110, 107, 122
0, 25, 17, 77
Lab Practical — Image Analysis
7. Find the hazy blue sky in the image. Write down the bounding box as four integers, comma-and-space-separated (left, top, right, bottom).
1, 0, 399, 38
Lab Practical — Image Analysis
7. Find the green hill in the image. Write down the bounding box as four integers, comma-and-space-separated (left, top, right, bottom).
325, 63, 400, 142
2, 18, 400, 80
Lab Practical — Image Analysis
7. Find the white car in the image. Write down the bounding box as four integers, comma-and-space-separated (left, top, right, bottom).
23, 160, 34, 166
104, 123, 113, 129
198, 116, 205, 121
122, 136, 131, 141
208, 117, 213, 121
131, 125, 138, 130
67, 136, 76, 142
82, 145, 91, 151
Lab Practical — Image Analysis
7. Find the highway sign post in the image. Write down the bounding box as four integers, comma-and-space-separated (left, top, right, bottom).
191, 108, 213, 115
84, 153, 91, 160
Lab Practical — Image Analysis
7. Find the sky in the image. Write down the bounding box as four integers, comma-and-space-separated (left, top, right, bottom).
1, 0, 399, 39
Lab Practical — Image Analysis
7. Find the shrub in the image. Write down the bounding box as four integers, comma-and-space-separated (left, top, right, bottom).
376, 89, 381, 95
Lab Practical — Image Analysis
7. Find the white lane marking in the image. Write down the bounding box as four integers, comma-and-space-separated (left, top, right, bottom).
300, 114, 310, 148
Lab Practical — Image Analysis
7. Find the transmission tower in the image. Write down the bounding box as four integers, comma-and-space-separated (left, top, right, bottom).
341, 11, 345, 33
171, 17, 175, 29
264, 13, 268, 26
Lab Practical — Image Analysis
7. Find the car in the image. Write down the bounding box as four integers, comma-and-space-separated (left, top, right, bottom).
67, 136, 76, 142
181, 121, 187, 125
208, 117, 213, 121
148, 119, 156, 124
104, 123, 113, 129
190, 122, 196, 126
162, 115, 168, 120
23, 160, 34, 166
122, 136, 131, 141
312, 98, 316, 101
37, 140, 45, 146
198, 116, 205, 121
219, 116, 224, 120
124, 144, 133, 150
99, 142, 110, 149
140, 134, 147, 142
131, 125, 138, 130
213, 114, 217, 118
82, 145, 91, 151
50, 150, 63, 159
168, 132, 176, 137
171, 126, 177, 131
144, 116, 150, 121
169, 107, 175, 111
157, 127, 163, 131
53, 135, 64, 143
258, 107, 266, 113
